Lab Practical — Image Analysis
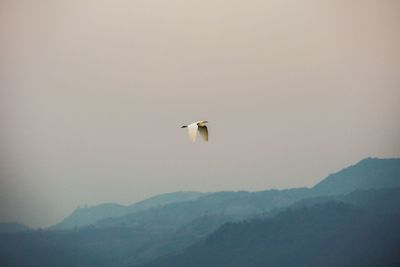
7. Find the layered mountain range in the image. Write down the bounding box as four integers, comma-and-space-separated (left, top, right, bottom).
0, 157, 399, 267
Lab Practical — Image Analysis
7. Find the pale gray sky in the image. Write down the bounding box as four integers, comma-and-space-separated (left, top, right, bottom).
1, 0, 399, 228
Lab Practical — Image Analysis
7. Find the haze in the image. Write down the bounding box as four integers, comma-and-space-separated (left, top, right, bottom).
1, 0, 399, 228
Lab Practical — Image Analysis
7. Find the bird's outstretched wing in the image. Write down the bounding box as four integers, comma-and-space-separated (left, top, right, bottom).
198, 125, 208, 141
188, 124, 198, 142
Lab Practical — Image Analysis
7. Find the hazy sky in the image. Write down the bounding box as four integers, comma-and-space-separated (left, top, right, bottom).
1, 0, 399, 228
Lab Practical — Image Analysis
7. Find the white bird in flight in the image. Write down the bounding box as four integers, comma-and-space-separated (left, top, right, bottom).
181, 120, 209, 142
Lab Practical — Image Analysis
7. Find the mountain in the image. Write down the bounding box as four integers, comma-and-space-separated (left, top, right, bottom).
94, 158, 400, 232
126, 191, 208, 213
0, 223, 30, 233
313, 157, 400, 195
0, 188, 312, 267
53, 158, 400, 230
96, 188, 311, 229
51, 203, 127, 230
138, 188, 400, 267
91, 188, 312, 264
52, 191, 206, 229
1, 157, 399, 267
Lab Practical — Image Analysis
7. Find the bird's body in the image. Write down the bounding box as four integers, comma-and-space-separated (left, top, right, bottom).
181, 120, 209, 142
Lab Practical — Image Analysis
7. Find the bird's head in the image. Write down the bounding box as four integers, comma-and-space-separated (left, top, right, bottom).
197, 120, 208, 126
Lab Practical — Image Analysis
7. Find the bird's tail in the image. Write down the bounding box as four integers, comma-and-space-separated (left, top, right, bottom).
181, 125, 188, 128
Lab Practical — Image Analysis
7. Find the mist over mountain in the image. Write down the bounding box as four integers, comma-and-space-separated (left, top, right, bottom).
313, 157, 400, 195
140, 188, 400, 267
52, 191, 206, 230
0, 158, 399, 267
95, 188, 311, 229
53, 158, 400, 231
0, 223, 30, 234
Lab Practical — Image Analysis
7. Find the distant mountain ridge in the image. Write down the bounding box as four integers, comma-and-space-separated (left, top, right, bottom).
93, 157, 400, 228
1, 157, 399, 267
52, 158, 400, 230
52, 191, 206, 229
138, 187, 400, 267
0, 222, 30, 233
45, 157, 400, 265
312, 157, 400, 195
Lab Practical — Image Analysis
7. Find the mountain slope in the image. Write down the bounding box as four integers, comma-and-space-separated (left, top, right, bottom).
96, 188, 311, 229
52, 191, 206, 229
95, 158, 400, 232
0, 223, 30, 233
1, 158, 399, 267
139, 188, 400, 267
54, 158, 400, 231
313, 157, 400, 195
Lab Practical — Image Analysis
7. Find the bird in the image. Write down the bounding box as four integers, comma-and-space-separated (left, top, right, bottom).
181, 120, 209, 142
